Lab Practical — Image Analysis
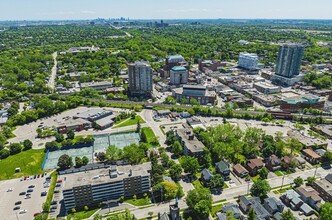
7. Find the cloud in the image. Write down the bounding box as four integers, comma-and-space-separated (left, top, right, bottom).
81, 10, 96, 14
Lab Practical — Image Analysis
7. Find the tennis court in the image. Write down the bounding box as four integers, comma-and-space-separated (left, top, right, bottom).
43, 132, 141, 169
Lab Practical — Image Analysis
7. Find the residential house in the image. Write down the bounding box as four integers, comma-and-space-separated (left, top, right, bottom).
313, 174, 332, 202
280, 190, 303, 210
222, 204, 241, 219
281, 156, 298, 170
238, 196, 270, 220
201, 168, 213, 186
296, 187, 322, 211
264, 197, 284, 215
266, 155, 281, 171
302, 149, 321, 164
216, 160, 231, 179
216, 213, 227, 220
233, 164, 249, 178
246, 158, 264, 176
315, 149, 326, 157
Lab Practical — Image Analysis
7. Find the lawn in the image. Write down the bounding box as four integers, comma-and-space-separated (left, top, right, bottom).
67, 208, 99, 220
141, 127, 157, 143
0, 149, 45, 180
250, 175, 260, 181
192, 179, 203, 189
274, 171, 284, 176
125, 197, 151, 206
211, 204, 223, 217
113, 116, 145, 128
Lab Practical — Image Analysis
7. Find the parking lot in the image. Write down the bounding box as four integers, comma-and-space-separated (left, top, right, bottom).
0, 174, 50, 220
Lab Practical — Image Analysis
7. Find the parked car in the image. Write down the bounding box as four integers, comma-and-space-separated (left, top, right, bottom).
50, 201, 57, 205
41, 192, 47, 196
19, 210, 27, 214
27, 189, 34, 193
13, 206, 20, 210
7, 188, 13, 192
54, 190, 60, 193
28, 185, 35, 188
19, 192, 26, 196
55, 183, 61, 187
15, 201, 22, 205
56, 180, 62, 183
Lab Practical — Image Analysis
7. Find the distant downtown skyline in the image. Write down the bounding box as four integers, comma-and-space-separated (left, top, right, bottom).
0, 0, 331, 21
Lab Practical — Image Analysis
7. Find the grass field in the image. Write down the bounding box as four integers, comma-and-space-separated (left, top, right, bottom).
67, 208, 99, 220
0, 149, 45, 180
141, 127, 156, 143
113, 116, 145, 128
274, 171, 284, 176
125, 197, 151, 207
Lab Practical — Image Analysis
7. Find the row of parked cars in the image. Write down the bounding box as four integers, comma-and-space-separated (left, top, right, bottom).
21, 172, 47, 181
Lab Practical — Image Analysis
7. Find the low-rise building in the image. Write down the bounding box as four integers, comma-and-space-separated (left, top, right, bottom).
253, 94, 279, 107
201, 168, 213, 186
238, 52, 259, 70
176, 128, 205, 158
221, 203, 241, 219
246, 158, 264, 176
94, 114, 116, 130
80, 81, 113, 90
296, 187, 322, 211
266, 155, 281, 171
264, 197, 284, 215
233, 164, 249, 178
254, 82, 281, 94
280, 190, 303, 210
280, 94, 325, 113
57, 118, 92, 134
239, 196, 270, 220
313, 174, 332, 202
312, 125, 332, 139
172, 85, 216, 105
215, 160, 231, 179
302, 149, 321, 164
61, 163, 151, 210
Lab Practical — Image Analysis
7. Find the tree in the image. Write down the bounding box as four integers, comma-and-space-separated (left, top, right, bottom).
165, 131, 177, 145
287, 138, 302, 155
226, 210, 236, 220
84, 206, 89, 211
36, 128, 43, 138
169, 164, 183, 181
71, 208, 76, 213
190, 98, 198, 105
23, 139, 33, 150
210, 174, 224, 190
97, 152, 107, 162
123, 143, 145, 164
280, 209, 296, 220
306, 177, 315, 186
75, 156, 83, 168
186, 187, 212, 218
171, 141, 183, 156
293, 177, 303, 187
136, 120, 141, 133
320, 203, 332, 220
248, 208, 256, 220
67, 130, 75, 140
133, 194, 137, 200
9, 143, 22, 155
45, 141, 58, 150
57, 154, 73, 170
322, 151, 332, 165
162, 181, 178, 200
106, 145, 123, 161
82, 156, 89, 166
180, 156, 199, 176
0, 149, 10, 159
55, 133, 64, 142
258, 167, 269, 180
250, 179, 271, 199
42, 201, 50, 212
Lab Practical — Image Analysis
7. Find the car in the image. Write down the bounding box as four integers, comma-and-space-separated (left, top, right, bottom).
229, 180, 235, 184
13, 206, 20, 210
46, 176, 51, 181
19, 192, 26, 196
25, 196, 31, 199
299, 212, 304, 216
19, 210, 27, 214
51, 201, 57, 205
34, 213, 41, 217
34, 175, 37, 179
245, 177, 251, 182
41, 173, 45, 177
15, 201, 22, 205
54, 190, 60, 193
51, 205, 58, 209
55, 183, 61, 187
44, 184, 50, 188
28, 185, 35, 188
57, 180, 62, 183
41, 191, 47, 196
37, 174, 40, 178
27, 189, 34, 193
7, 188, 13, 192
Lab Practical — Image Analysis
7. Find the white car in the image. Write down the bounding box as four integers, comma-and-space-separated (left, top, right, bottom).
19, 210, 27, 214
7, 188, 13, 192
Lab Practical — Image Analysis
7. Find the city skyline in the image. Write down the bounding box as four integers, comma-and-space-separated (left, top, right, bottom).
1, 0, 332, 21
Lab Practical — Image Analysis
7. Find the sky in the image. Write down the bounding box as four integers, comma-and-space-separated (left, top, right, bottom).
0, 0, 331, 21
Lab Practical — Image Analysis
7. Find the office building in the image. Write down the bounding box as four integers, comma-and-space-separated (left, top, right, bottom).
161, 55, 188, 78
170, 66, 188, 85
62, 163, 151, 210
238, 52, 259, 70
279, 94, 324, 113
172, 85, 216, 105
128, 61, 153, 97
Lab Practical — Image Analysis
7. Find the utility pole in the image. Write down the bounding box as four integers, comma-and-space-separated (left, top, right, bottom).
314, 166, 318, 179
247, 181, 250, 195
281, 175, 285, 190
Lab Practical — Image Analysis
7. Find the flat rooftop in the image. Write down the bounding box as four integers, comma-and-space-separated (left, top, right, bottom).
177, 128, 205, 153
61, 162, 151, 190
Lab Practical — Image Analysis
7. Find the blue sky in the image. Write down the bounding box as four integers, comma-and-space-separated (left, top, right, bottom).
0, 0, 331, 20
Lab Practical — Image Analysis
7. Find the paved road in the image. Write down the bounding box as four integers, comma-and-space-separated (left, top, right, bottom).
48, 52, 57, 92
